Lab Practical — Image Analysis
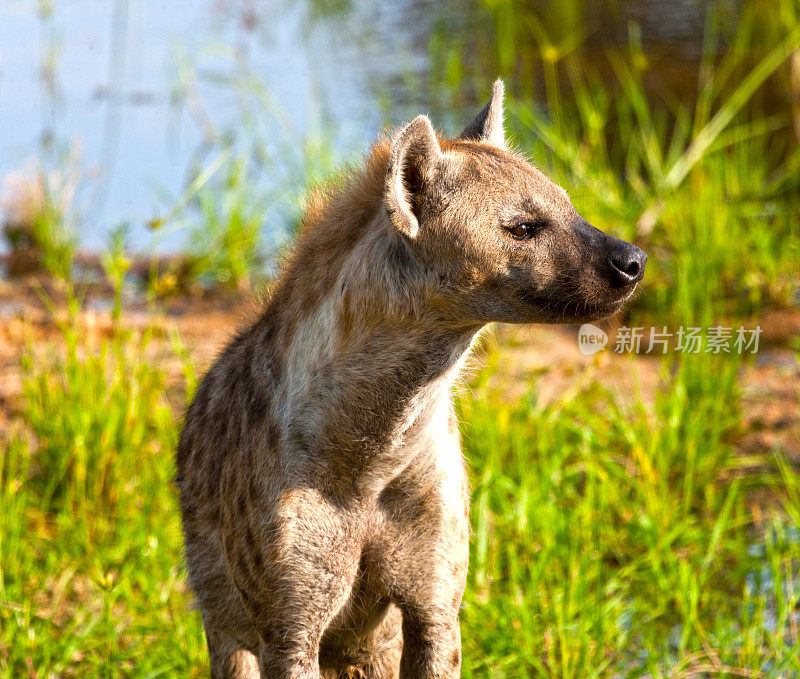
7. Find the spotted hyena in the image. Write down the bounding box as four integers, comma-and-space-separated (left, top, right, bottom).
176, 80, 646, 679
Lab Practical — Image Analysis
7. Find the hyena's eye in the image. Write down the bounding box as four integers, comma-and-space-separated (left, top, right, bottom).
505, 220, 545, 241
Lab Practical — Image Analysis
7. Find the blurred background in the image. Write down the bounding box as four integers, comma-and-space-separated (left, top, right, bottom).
1, 1, 799, 676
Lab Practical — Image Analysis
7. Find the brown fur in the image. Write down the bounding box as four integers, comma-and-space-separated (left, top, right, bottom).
177, 81, 646, 678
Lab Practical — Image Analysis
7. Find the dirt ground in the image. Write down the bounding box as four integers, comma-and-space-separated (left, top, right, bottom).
1, 276, 798, 462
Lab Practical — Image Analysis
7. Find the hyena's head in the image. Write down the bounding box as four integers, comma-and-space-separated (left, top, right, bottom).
384, 80, 646, 325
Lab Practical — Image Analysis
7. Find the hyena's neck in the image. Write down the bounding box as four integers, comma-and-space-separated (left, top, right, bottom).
272, 218, 480, 493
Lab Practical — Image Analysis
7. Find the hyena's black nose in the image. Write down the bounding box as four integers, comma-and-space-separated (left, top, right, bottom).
608, 243, 647, 287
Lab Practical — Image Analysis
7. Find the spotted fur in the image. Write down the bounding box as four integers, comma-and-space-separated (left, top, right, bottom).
177, 80, 645, 678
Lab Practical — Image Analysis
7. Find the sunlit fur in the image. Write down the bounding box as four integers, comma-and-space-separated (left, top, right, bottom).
177, 81, 644, 679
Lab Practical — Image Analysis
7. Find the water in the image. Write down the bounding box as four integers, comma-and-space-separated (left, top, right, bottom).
0, 0, 460, 252
0, 0, 722, 253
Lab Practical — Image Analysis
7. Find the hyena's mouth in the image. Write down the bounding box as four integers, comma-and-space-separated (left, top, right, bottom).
520, 284, 637, 323
563, 299, 626, 322
588, 285, 639, 318
610, 284, 638, 306
591, 285, 641, 319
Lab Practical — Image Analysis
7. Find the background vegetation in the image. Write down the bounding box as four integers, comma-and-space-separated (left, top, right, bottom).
1, 0, 799, 676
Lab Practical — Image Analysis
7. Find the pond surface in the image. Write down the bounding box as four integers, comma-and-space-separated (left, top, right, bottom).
0, 0, 713, 253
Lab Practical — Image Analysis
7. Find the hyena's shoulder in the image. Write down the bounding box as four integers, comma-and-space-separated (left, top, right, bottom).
176, 314, 281, 489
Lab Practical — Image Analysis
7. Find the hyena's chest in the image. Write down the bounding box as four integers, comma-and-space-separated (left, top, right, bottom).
363, 435, 471, 596
324, 455, 471, 643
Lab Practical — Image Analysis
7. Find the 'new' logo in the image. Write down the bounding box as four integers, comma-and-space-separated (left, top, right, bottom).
578, 324, 608, 356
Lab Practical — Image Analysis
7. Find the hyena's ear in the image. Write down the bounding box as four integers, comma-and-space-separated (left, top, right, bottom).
385, 115, 442, 239
459, 79, 506, 149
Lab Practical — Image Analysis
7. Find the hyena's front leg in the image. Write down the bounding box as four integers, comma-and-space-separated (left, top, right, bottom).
240, 536, 358, 678
394, 527, 469, 677
399, 605, 463, 679
393, 486, 470, 678
222, 489, 361, 679
202, 614, 260, 679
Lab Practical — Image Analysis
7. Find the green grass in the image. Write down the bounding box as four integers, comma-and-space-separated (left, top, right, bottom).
2, 1, 799, 675
1, 157, 80, 282
1, 295, 798, 677
460, 352, 800, 677
0, 316, 205, 677
182, 154, 266, 292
